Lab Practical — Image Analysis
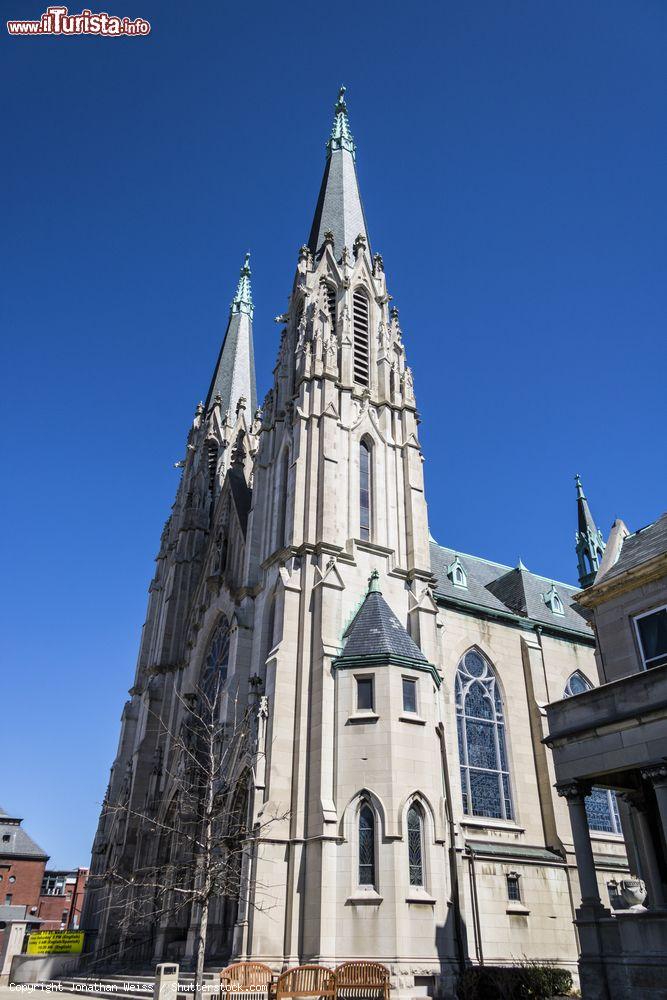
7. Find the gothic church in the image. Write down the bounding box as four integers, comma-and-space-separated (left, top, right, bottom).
84, 89, 627, 994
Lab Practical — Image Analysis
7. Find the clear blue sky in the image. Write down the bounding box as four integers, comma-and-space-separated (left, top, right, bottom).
2, 0, 666, 867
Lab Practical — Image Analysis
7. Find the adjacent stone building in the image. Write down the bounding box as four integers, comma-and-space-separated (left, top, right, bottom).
83, 90, 632, 993
546, 512, 667, 998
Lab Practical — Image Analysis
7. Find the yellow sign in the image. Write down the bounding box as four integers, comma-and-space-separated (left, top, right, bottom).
26, 931, 85, 955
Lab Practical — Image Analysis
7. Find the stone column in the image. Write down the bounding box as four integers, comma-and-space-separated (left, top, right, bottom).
642, 763, 667, 844
558, 781, 603, 908
622, 790, 666, 909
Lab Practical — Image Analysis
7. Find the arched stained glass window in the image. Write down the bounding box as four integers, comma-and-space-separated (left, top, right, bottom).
564, 670, 592, 698
202, 616, 230, 697
563, 673, 622, 834
359, 440, 372, 541
407, 804, 424, 886
358, 803, 375, 886
456, 650, 513, 820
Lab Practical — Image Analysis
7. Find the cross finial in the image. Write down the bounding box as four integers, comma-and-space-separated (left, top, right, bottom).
367, 569, 381, 594
327, 85, 356, 159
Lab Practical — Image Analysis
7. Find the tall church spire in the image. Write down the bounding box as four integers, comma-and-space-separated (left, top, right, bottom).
307, 86, 370, 261
575, 473, 606, 588
205, 252, 257, 415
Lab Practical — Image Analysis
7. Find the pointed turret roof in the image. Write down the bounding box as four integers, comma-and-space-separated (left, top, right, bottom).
205, 253, 257, 415
574, 474, 606, 588
337, 571, 429, 665
307, 87, 370, 261
575, 474, 598, 539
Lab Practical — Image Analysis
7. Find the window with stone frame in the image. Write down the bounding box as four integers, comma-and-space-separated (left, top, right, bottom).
407, 803, 424, 886
358, 803, 376, 886
356, 676, 374, 712
402, 677, 418, 714
456, 649, 514, 820
506, 872, 521, 901
359, 439, 372, 541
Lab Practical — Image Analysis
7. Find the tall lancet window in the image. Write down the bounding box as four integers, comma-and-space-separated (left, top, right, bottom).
352, 289, 370, 386
456, 650, 513, 820
359, 440, 372, 541
407, 804, 424, 886
358, 802, 376, 886
563, 673, 622, 834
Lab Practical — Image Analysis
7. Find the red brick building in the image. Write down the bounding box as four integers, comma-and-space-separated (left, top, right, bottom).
38, 868, 89, 930
0, 806, 48, 957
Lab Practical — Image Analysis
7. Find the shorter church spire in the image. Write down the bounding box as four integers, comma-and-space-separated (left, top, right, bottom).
574, 474, 606, 588
204, 252, 257, 415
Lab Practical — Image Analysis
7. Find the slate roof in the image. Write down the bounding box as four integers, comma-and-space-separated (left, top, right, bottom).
340, 590, 429, 663
0, 807, 48, 860
308, 148, 370, 261
466, 840, 565, 864
307, 91, 369, 261
0, 904, 42, 924
204, 309, 257, 418
430, 541, 593, 638
599, 512, 667, 583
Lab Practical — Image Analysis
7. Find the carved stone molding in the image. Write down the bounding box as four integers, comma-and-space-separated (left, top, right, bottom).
557, 780, 592, 800
641, 763, 667, 785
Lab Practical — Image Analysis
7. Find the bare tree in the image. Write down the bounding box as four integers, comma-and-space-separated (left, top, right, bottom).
89, 679, 285, 1000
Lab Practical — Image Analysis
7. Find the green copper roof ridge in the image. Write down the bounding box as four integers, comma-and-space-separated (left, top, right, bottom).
231, 251, 253, 319
326, 85, 356, 160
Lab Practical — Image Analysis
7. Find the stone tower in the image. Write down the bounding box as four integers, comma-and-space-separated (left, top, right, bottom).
235, 86, 449, 974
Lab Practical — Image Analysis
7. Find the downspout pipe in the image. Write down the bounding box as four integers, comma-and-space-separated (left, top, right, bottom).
436, 723, 468, 972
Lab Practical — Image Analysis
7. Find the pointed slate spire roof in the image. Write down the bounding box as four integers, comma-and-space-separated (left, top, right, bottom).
307, 87, 370, 261
574, 474, 606, 587
205, 253, 257, 415
338, 571, 429, 664
575, 474, 597, 538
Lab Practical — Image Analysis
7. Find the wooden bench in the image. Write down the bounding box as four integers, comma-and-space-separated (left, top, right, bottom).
335, 962, 390, 1000
221, 962, 275, 1000
275, 965, 336, 1000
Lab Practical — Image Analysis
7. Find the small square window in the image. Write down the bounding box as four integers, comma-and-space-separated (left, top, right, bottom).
402, 677, 417, 714
506, 874, 521, 902
356, 677, 374, 711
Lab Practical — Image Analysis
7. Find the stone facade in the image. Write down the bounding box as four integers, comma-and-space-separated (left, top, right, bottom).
82, 90, 630, 994
546, 513, 667, 999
